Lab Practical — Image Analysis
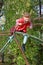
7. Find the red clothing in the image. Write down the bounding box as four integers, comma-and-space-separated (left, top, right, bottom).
10, 18, 32, 34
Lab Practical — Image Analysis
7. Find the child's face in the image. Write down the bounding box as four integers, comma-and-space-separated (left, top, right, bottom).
23, 16, 30, 22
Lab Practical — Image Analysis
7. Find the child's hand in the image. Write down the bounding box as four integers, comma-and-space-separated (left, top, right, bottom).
18, 23, 23, 25
29, 24, 33, 29
16, 22, 23, 26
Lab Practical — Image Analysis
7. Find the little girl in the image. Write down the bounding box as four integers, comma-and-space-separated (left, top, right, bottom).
10, 12, 33, 51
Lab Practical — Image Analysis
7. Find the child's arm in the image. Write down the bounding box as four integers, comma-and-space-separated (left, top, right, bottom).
16, 18, 24, 26
29, 22, 33, 29
27, 21, 33, 29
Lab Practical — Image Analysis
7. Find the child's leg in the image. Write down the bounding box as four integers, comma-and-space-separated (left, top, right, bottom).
10, 26, 15, 35
22, 34, 28, 52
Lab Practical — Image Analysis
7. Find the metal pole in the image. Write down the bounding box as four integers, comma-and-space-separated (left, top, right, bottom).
0, 35, 14, 53
1, 52, 4, 63
39, 0, 41, 17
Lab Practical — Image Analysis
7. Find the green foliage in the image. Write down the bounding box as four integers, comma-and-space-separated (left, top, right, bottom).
0, 0, 43, 65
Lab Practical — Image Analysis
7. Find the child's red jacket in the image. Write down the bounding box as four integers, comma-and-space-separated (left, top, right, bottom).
10, 18, 32, 34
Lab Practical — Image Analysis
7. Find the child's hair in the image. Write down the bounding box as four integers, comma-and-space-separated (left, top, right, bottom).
22, 12, 30, 18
